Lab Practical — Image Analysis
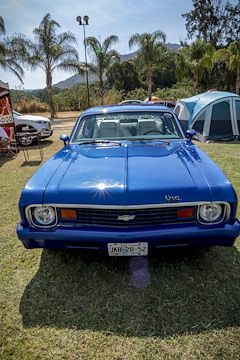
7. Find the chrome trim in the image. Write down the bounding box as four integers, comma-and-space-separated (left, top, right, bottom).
25, 201, 231, 228
117, 215, 136, 221
26, 205, 58, 229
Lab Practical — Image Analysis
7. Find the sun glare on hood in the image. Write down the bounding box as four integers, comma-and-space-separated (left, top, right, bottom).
96, 182, 124, 190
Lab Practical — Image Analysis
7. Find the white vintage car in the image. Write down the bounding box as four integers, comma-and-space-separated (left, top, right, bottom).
13, 110, 53, 145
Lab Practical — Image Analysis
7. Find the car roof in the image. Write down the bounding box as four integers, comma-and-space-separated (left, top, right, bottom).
81, 104, 173, 116
148, 100, 176, 104
119, 100, 143, 104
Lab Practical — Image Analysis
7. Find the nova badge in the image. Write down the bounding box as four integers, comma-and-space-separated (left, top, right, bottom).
165, 195, 182, 202
117, 215, 136, 221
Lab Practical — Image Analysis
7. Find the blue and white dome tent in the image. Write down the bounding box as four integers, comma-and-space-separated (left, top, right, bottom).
174, 91, 240, 142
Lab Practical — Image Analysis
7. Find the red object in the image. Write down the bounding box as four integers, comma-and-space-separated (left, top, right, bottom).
4, 127, 10, 137
177, 208, 194, 218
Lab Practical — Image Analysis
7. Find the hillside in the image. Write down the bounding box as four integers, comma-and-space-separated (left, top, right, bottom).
53, 43, 180, 89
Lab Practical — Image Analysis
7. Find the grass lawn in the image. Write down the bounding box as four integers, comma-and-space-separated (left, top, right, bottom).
0, 124, 239, 360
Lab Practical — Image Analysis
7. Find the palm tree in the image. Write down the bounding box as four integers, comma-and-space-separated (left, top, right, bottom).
213, 41, 240, 95
0, 16, 25, 84
175, 39, 215, 93
27, 13, 79, 118
0, 16, 5, 34
85, 35, 120, 105
129, 30, 166, 101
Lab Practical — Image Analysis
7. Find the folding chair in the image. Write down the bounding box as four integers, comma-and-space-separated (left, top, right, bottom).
0, 127, 19, 159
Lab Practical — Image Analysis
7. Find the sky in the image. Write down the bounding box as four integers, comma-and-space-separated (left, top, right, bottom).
0, 0, 233, 90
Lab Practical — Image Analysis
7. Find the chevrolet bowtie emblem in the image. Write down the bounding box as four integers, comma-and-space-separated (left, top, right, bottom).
117, 215, 136, 221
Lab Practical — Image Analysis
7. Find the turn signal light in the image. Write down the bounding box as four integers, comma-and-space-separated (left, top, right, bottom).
60, 209, 77, 219
177, 208, 194, 218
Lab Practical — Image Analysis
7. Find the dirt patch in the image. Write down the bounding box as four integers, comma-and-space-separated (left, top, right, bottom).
52, 117, 77, 129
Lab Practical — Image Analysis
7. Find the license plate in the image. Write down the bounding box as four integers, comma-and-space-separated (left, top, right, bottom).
108, 242, 148, 256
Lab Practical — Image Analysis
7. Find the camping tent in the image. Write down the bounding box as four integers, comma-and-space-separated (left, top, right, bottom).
174, 91, 240, 141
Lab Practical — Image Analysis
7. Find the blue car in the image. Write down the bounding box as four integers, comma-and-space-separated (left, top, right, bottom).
17, 104, 240, 256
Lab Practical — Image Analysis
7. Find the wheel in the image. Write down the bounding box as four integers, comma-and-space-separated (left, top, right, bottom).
16, 126, 37, 146
19, 134, 35, 146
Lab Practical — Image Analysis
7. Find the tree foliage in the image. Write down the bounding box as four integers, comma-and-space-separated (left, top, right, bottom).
182, 0, 240, 48
176, 39, 215, 93
129, 30, 167, 100
85, 35, 120, 105
213, 40, 240, 94
0, 16, 26, 83
107, 60, 142, 91
0, 16, 5, 34
25, 13, 79, 118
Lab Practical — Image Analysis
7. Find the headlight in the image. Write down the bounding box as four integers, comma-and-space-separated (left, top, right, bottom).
33, 206, 56, 226
36, 120, 49, 125
198, 203, 223, 223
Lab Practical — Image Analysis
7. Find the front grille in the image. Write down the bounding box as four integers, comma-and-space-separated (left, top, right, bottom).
58, 206, 196, 228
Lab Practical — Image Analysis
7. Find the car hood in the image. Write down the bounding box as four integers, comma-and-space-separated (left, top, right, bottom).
14, 114, 50, 122
39, 141, 214, 206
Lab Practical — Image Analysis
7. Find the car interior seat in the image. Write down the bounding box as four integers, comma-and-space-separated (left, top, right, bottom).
138, 119, 158, 135
96, 120, 123, 138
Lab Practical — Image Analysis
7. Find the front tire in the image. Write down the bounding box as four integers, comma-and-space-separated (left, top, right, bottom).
16, 126, 37, 146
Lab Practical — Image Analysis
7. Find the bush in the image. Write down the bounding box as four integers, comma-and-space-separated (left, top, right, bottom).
125, 88, 147, 101
103, 89, 126, 105
153, 80, 194, 101
15, 100, 49, 113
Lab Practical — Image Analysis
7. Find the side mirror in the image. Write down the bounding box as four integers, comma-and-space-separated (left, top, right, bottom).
186, 129, 196, 141
60, 134, 70, 146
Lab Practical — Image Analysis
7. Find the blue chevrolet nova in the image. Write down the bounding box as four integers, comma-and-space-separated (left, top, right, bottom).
17, 104, 240, 256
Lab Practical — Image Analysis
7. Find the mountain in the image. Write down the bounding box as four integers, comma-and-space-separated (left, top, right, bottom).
53, 43, 180, 89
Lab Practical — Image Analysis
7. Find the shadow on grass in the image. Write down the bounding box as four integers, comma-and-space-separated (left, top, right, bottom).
20, 160, 42, 167
41, 139, 53, 148
20, 246, 240, 338
0, 155, 16, 166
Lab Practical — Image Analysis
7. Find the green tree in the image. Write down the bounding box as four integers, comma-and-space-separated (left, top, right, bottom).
182, 0, 240, 48
106, 60, 142, 91
175, 39, 215, 93
0, 16, 5, 34
85, 35, 120, 105
129, 30, 167, 101
213, 41, 240, 94
151, 58, 177, 90
26, 13, 79, 118
0, 16, 25, 84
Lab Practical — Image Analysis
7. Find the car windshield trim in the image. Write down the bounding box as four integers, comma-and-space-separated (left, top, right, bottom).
123, 138, 171, 145
75, 138, 172, 146
71, 110, 185, 143
77, 139, 122, 146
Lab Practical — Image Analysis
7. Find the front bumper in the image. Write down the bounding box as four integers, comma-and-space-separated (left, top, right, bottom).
40, 129, 53, 138
17, 220, 240, 253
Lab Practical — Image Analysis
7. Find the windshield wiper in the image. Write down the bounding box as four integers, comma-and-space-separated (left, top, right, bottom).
77, 139, 122, 146
125, 138, 171, 145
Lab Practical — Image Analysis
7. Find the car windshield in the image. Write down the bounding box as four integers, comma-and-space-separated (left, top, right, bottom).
72, 111, 184, 143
